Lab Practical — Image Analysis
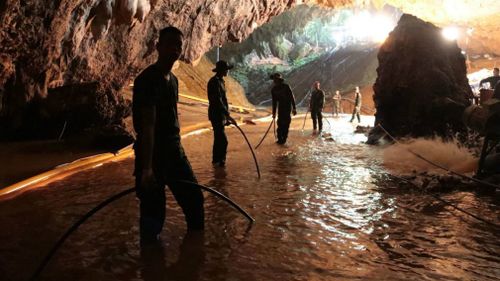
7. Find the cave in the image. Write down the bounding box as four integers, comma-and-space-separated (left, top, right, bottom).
1, 0, 499, 142
1, 1, 500, 281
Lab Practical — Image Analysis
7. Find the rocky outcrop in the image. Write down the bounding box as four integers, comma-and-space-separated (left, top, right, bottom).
368, 14, 472, 143
0, 0, 295, 139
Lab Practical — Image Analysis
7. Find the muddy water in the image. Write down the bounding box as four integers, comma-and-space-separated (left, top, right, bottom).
0, 114, 499, 281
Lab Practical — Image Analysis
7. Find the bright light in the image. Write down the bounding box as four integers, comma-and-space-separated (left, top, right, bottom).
371, 15, 394, 43
331, 30, 345, 44
346, 11, 372, 40
442, 26, 459, 41
345, 12, 395, 44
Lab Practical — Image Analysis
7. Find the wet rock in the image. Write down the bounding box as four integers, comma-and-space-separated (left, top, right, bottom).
0, 0, 294, 139
1, 82, 131, 139
354, 125, 371, 135
368, 14, 472, 144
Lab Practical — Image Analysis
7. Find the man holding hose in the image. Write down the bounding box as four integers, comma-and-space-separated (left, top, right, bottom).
133, 26, 204, 242
271, 73, 297, 144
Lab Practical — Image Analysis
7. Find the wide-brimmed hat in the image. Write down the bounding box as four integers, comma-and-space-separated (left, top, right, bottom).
212, 60, 233, 72
270, 73, 284, 81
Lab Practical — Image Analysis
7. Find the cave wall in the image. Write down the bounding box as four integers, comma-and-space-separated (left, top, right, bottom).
368, 14, 472, 143
0, 0, 300, 138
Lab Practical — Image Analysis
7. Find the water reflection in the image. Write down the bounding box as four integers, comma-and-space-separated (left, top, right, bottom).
141, 231, 205, 281
0, 115, 498, 281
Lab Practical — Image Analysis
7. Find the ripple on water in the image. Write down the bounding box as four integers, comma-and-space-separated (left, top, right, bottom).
0, 116, 499, 281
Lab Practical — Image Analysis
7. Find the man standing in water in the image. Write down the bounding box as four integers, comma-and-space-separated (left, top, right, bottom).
207, 60, 236, 167
309, 81, 325, 133
333, 90, 342, 117
349, 86, 362, 123
133, 27, 204, 242
271, 73, 297, 144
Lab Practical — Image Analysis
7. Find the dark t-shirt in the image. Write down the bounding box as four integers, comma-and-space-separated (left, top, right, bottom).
207, 75, 229, 121
310, 89, 325, 111
133, 64, 182, 175
480, 76, 500, 89
272, 82, 296, 116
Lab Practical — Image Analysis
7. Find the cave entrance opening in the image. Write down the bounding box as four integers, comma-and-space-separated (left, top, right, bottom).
203, 4, 401, 115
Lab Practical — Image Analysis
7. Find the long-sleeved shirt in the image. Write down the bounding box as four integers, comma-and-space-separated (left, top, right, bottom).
309, 89, 325, 111
207, 75, 229, 121
272, 82, 296, 116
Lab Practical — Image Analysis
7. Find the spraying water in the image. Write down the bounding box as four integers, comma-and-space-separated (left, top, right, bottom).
383, 137, 478, 176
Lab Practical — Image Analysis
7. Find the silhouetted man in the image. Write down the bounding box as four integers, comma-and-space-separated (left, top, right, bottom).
479, 68, 500, 89
271, 73, 297, 144
350, 86, 362, 123
309, 81, 325, 132
207, 60, 236, 167
133, 26, 204, 242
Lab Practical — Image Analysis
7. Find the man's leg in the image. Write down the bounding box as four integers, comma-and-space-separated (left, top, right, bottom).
311, 111, 317, 130
169, 180, 205, 230
276, 116, 286, 143
350, 109, 356, 122
318, 111, 323, 131
167, 147, 205, 230
282, 116, 291, 143
220, 123, 228, 164
357, 111, 361, 123
211, 120, 227, 164
137, 177, 166, 241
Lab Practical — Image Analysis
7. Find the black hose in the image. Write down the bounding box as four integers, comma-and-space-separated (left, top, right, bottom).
176, 180, 255, 222
29, 181, 255, 281
232, 123, 261, 178
255, 118, 275, 149
29, 187, 135, 281
302, 111, 308, 131
323, 114, 332, 128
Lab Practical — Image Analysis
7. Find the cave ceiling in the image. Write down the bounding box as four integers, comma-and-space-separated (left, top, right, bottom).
0, 0, 498, 107
312, 0, 500, 57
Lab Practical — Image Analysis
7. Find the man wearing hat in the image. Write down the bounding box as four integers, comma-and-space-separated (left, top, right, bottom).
207, 60, 236, 167
270, 73, 297, 144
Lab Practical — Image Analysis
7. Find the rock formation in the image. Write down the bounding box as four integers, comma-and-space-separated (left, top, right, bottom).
0, 0, 498, 140
0, 0, 295, 139
368, 14, 472, 143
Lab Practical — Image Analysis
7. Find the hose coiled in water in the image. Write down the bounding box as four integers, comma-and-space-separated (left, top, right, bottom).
29, 181, 254, 281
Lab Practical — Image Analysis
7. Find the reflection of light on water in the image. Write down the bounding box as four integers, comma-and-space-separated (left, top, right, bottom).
298, 120, 397, 249
321, 114, 375, 145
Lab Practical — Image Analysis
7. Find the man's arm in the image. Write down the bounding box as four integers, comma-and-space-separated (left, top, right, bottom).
133, 76, 157, 188
136, 105, 156, 185
272, 90, 277, 118
320, 91, 325, 109
288, 85, 297, 115
308, 91, 312, 110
